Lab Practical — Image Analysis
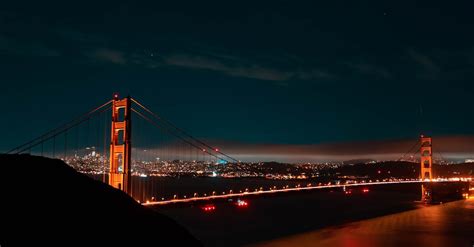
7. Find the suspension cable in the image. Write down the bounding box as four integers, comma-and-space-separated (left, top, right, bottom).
131, 98, 238, 162
131, 107, 228, 162
397, 139, 421, 162
7, 104, 112, 155
4, 100, 112, 155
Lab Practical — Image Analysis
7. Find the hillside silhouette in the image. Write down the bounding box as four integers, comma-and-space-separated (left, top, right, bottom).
0, 154, 201, 246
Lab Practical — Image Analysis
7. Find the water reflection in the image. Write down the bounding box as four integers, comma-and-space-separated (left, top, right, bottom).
255, 199, 474, 247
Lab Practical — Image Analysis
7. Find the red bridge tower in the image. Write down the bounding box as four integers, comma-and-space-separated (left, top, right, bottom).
420, 135, 432, 202
108, 95, 132, 194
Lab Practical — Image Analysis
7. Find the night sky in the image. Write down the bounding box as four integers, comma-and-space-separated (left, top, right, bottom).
2, 1, 474, 161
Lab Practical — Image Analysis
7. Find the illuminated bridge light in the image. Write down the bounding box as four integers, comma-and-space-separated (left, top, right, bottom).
142, 179, 470, 206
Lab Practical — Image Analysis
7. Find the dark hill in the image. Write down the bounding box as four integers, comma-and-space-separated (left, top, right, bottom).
0, 154, 202, 246
333, 161, 419, 178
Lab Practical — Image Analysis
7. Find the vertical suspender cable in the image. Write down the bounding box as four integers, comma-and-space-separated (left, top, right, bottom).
52, 136, 56, 158
103, 111, 107, 183
64, 131, 68, 160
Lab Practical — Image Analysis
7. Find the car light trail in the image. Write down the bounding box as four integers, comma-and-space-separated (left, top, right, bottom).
236, 199, 248, 207
202, 204, 216, 212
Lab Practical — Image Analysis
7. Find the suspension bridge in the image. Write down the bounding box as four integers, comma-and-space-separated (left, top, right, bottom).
3, 94, 472, 205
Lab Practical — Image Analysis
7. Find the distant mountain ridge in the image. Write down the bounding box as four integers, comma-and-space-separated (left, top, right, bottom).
342, 159, 377, 164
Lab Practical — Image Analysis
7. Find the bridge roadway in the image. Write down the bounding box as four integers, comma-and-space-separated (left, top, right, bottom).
142, 178, 471, 206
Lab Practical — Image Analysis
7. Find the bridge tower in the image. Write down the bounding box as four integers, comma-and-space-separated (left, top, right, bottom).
420, 135, 432, 202
108, 94, 132, 194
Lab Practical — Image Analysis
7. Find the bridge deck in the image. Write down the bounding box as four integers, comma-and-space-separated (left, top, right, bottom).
142, 179, 471, 206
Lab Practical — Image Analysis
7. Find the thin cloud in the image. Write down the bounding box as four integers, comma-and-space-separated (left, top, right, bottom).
163, 53, 339, 81
345, 61, 391, 79
88, 48, 126, 64
294, 69, 336, 80
409, 49, 439, 71
408, 49, 441, 79
82, 46, 336, 82
164, 54, 298, 81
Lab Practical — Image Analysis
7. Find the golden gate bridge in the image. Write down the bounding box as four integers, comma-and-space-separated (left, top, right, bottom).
4, 95, 472, 205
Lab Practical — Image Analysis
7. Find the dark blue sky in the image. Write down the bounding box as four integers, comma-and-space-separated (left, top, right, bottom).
1, 1, 474, 158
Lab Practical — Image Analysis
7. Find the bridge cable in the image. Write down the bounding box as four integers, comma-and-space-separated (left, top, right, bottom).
6, 103, 112, 155
131, 107, 227, 162
102, 111, 108, 183
4, 100, 112, 155
14, 105, 112, 155
434, 151, 447, 164
397, 139, 421, 162
131, 107, 228, 162
131, 98, 239, 163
